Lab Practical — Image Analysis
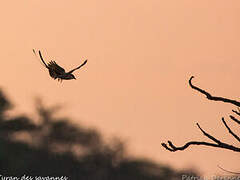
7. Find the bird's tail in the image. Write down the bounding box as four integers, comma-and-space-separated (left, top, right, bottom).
32, 49, 48, 68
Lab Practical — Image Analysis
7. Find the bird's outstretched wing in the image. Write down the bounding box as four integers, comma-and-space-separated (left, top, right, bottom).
33, 49, 49, 69
33, 49, 48, 69
67, 60, 88, 74
38, 50, 50, 69
48, 61, 66, 74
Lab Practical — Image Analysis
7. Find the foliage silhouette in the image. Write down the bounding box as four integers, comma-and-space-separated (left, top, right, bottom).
0, 88, 197, 179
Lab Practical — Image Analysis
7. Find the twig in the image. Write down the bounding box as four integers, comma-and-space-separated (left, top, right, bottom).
161, 141, 222, 152
221, 118, 240, 143
161, 123, 240, 152
189, 76, 240, 107
196, 123, 221, 144
232, 109, 240, 116
229, 115, 240, 125
217, 165, 240, 175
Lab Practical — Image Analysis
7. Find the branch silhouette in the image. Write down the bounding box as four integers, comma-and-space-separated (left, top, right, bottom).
189, 76, 240, 107
217, 165, 240, 175
162, 76, 240, 152
162, 123, 240, 152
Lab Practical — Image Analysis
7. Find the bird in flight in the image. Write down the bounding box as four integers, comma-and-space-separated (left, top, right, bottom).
33, 49, 87, 82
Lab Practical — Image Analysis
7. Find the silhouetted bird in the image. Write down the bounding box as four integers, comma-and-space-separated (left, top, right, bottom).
33, 49, 87, 82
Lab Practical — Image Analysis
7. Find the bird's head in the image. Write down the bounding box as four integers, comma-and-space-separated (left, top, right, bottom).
70, 74, 76, 80
64, 73, 76, 80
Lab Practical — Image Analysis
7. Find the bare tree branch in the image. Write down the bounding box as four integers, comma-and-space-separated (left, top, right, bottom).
161, 123, 240, 152
229, 115, 240, 125
232, 109, 240, 116
222, 118, 240, 143
161, 140, 221, 152
189, 76, 240, 107
162, 76, 240, 152
196, 123, 222, 144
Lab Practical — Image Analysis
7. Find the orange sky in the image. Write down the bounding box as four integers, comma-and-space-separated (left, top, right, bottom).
1, 0, 240, 176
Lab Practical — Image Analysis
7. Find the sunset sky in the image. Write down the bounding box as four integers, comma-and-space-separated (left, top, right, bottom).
1, 0, 240, 176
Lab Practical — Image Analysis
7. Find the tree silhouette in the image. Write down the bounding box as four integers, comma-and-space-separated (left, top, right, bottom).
162, 76, 240, 152
0, 88, 197, 179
